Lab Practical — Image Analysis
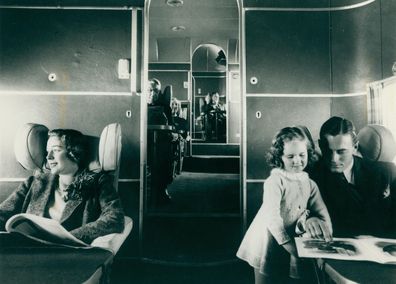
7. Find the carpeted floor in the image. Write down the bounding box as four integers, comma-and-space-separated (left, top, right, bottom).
153, 171, 240, 214
141, 155, 243, 275
110, 258, 253, 284
142, 215, 241, 263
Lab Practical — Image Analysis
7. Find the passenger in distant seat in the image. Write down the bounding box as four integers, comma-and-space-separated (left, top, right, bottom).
237, 126, 332, 284
147, 78, 173, 125
209, 92, 226, 141
201, 93, 214, 141
171, 97, 189, 138
306, 116, 396, 238
147, 78, 174, 205
171, 98, 189, 176
0, 129, 125, 244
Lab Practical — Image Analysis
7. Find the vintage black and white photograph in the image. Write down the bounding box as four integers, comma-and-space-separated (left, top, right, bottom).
1, 0, 396, 283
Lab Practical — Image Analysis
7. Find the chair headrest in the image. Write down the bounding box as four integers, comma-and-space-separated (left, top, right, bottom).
14, 123, 49, 171
99, 123, 122, 172
14, 123, 122, 173
358, 124, 396, 162
162, 85, 172, 106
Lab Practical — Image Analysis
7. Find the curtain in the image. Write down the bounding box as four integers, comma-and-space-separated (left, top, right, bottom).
367, 77, 396, 137
367, 81, 383, 124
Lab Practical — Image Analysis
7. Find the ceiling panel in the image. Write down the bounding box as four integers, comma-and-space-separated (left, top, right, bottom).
149, 0, 239, 40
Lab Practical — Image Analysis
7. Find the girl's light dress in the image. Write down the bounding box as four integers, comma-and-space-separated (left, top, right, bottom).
236, 168, 331, 278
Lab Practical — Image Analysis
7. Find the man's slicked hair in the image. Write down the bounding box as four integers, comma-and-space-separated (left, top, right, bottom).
319, 116, 358, 144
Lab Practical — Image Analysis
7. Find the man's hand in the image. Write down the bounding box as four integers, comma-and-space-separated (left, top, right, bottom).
305, 217, 333, 242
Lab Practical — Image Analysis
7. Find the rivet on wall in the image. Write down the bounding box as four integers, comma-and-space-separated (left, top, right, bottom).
256, 111, 262, 119
250, 76, 258, 85
48, 73, 57, 82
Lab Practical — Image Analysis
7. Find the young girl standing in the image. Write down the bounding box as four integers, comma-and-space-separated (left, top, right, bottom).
237, 126, 332, 283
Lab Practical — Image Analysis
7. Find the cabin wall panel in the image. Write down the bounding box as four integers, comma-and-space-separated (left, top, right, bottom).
331, 2, 382, 93
330, 95, 367, 131
243, 0, 373, 8
246, 97, 331, 180
229, 102, 241, 144
245, 11, 331, 94
246, 182, 263, 226
0, 94, 140, 179
117, 181, 140, 257
0, 9, 131, 92
151, 38, 191, 63
0, 0, 144, 6
148, 71, 189, 101
381, 0, 396, 78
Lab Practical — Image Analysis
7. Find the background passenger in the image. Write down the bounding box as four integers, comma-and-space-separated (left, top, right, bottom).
209, 92, 226, 141
171, 98, 189, 176
200, 93, 213, 141
147, 78, 173, 125
237, 127, 331, 284
0, 129, 125, 244
307, 116, 396, 238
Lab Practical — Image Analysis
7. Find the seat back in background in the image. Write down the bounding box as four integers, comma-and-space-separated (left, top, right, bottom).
358, 124, 396, 163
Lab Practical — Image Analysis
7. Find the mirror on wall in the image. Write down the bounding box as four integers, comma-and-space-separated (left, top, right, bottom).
144, 0, 241, 261
143, 0, 240, 229
192, 44, 227, 143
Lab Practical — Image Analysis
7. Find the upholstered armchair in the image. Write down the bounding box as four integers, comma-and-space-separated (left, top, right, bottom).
13, 123, 133, 254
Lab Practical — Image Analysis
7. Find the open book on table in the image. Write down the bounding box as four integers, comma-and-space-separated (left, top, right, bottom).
5, 213, 90, 248
295, 236, 396, 264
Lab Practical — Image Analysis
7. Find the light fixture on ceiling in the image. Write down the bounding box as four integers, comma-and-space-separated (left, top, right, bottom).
166, 0, 184, 7
171, 25, 186, 32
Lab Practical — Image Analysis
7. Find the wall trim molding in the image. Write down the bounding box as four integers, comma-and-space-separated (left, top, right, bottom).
0, 6, 143, 10
246, 92, 366, 98
0, 91, 133, 96
244, 0, 376, 12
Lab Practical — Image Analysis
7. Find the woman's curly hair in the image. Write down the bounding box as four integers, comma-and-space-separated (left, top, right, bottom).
48, 129, 87, 168
267, 126, 317, 169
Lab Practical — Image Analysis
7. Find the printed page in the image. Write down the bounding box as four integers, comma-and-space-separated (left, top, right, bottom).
295, 237, 382, 263
357, 237, 396, 264
5, 213, 89, 248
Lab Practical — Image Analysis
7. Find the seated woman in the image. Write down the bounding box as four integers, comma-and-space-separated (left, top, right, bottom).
171, 98, 189, 175
0, 129, 125, 244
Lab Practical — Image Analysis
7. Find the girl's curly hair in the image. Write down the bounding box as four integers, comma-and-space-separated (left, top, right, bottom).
267, 126, 317, 169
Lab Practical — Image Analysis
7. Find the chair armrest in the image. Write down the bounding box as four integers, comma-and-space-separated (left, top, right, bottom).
91, 216, 133, 255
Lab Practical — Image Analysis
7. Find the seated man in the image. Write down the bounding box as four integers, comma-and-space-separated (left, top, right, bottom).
208, 92, 226, 141
147, 78, 173, 125
306, 117, 396, 239
147, 79, 175, 205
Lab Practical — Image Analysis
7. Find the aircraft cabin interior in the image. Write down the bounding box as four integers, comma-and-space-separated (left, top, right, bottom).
1, 0, 396, 283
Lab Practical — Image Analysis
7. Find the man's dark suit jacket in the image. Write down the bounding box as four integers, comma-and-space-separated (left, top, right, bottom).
311, 156, 396, 238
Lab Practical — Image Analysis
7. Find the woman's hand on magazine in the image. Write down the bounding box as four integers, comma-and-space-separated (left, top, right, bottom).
305, 217, 332, 242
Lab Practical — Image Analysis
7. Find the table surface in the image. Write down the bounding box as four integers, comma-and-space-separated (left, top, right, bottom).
0, 233, 113, 284
321, 258, 396, 284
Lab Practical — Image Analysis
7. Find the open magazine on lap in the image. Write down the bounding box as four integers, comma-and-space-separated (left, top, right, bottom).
295, 236, 396, 264
4, 213, 90, 248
